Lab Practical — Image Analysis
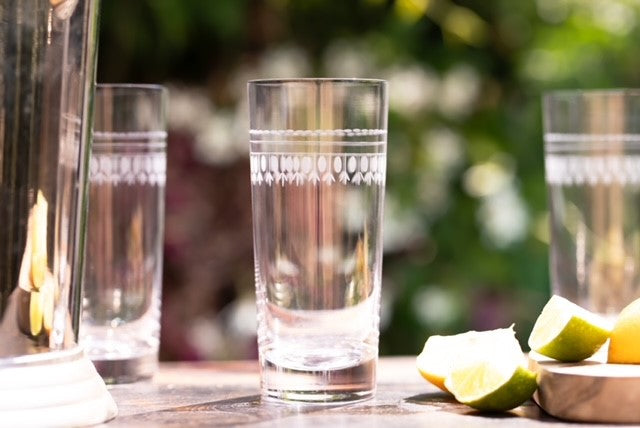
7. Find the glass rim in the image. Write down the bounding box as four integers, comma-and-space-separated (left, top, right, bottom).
96, 83, 168, 95
248, 78, 387, 86
93, 83, 168, 138
92, 131, 168, 144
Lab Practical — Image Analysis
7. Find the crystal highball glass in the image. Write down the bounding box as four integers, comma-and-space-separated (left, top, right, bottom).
248, 79, 388, 402
80, 84, 167, 383
544, 90, 640, 319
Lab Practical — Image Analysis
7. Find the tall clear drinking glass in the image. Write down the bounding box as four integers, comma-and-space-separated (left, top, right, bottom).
544, 90, 640, 319
80, 84, 167, 383
248, 79, 388, 402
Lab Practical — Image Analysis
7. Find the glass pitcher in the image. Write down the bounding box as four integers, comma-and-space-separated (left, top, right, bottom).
0, 0, 100, 360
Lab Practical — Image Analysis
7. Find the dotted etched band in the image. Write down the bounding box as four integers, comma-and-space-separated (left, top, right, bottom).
250, 129, 386, 138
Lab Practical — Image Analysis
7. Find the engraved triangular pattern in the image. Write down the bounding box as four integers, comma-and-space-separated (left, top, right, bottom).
250, 129, 386, 186
545, 154, 640, 185
250, 153, 386, 186
89, 152, 166, 185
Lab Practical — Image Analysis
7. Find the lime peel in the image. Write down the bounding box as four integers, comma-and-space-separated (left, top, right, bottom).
528, 295, 611, 362
446, 364, 538, 412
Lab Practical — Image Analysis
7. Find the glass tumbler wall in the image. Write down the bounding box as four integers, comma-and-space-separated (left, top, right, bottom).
249, 79, 388, 402
0, 0, 100, 359
80, 84, 167, 383
544, 90, 640, 318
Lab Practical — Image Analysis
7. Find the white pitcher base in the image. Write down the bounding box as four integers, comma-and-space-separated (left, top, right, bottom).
0, 347, 117, 427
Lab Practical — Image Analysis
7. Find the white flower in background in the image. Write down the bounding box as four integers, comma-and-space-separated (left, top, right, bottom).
226, 294, 258, 338
233, 99, 250, 152
383, 193, 425, 253
422, 127, 465, 177
521, 49, 565, 82
463, 154, 514, 198
168, 86, 249, 165
229, 45, 311, 100
438, 64, 481, 119
193, 109, 244, 165
323, 39, 376, 77
478, 185, 530, 249
258, 44, 312, 79
167, 86, 211, 134
536, 0, 570, 24
412, 285, 459, 329
187, 316, 226, 359
186, 295, 257, 360
591, 1, 636, 36
385, 65, 439, 116
417, 128, 462, 219
464, 153, 529, 248
417, 172, 450, 220
539, 0, 638, 36
379, 286, 394, 330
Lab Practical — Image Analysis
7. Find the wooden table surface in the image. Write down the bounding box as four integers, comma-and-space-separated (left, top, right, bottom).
102, 357, 638, 427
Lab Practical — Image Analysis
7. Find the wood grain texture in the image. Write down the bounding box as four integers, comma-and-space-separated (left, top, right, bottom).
102, 357, 632, 427
530, 351, 640, 423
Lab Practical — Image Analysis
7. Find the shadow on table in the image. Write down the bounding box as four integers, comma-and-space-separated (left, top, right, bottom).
110, 394, 361, 426
405, 392, 469, 414
405, 393, 563, 423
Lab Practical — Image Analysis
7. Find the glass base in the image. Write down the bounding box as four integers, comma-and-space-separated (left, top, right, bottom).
91, 352, 158, 384
263, 388, 375, 404
260, 353, 376, 403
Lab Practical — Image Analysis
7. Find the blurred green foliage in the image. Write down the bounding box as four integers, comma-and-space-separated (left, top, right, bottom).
99, 0, 640, 357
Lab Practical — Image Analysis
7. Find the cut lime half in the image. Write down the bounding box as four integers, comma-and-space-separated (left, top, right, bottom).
445, 362, 538, 412
528, 295, 611, 362
416, 326, 523, 393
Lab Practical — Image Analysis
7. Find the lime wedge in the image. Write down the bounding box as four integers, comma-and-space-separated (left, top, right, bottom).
416, 334, 453, 392
445, 363, 538, 412
528, 295, 611, 362
416, 326, 523, 393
